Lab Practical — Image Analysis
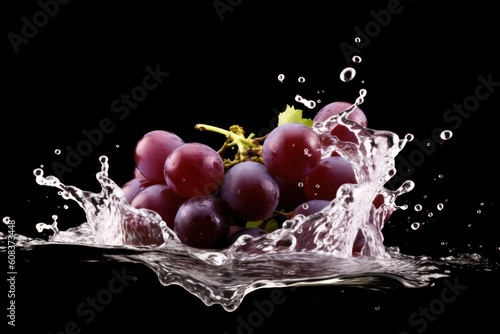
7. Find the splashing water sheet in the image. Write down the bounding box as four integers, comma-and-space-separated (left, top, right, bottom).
1, 100, 495, 315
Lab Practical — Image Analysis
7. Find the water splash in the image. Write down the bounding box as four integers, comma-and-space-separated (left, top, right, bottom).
0, 106, 493, 312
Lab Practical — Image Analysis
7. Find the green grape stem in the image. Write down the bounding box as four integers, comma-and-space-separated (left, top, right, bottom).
194, 123, 266, 168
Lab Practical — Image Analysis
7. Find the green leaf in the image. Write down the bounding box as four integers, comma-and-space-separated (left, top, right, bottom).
246, 220, 263, 228
277, 105, 313, 127
245, 219, 279, 232
264, 219, 279, 233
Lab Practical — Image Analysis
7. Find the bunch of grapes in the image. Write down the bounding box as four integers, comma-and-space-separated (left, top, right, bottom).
121, 101, 371, 249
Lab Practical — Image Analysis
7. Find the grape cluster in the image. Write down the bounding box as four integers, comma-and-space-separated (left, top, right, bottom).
121, 101, 368, 249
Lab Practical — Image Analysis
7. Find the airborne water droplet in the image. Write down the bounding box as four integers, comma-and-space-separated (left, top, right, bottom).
414, 204, 422, 212
54, 149, 61, 155
295, 95, 316, 109
352, 55, 362, 63
298, 76, 305, 83
340, 67, 356, 82
278, 74, 285, 82
354, 37, 361, 43
440, 130, 453, 140
437, 203, 444, 211
411, 222, 420, 230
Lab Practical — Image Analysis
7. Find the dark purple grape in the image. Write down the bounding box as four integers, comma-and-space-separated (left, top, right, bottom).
220, 161, 280, 221
226, 227, 268, 246
130, 183, 187, 230
134, 130, 185, 184
291, 199, 330, 218
174, 196, 231, 249
164, 142, 225, 199
274, 176, 308, 212
304, 156, 357, 201
262, 122, 322, 181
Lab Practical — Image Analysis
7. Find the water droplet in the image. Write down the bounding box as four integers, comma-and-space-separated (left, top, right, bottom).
278, 74, 285, 82
54, 149, 61, 155
356, 89, 367, 105
411, 222, 420, 230
428, 212, 433, 217
352, 55, 362, 63
115, 144, 120, 148
302, 204, 309, 210
354, 36, 361, 43
340, 67, 356, 82
315, 184, 320, 189
477, 210, 482, 214
374, 306, 380, 311
414, 204, 422, 211
297, 182, 304, 188
405, 133, 414, 141
440, 130, 453, 140
437, 203, 444, 211
295, 94, 316, 109
298, 76, 305, 83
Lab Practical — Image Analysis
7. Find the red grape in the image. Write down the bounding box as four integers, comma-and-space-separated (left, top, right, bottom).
262, 122, 321, 181
226, 227, 267, 246
304, 156, 357, 201
134, 130, 185, 184
220, 161, 280, 222
291, 199, 330, 218
129, 183, 187, 230
174, 196, 231, 249
123, 214, 165, 246
121, 177, 154, 203
133, 167, 145, 178
164, 142, 225, 199
313, 101, 367, 127
352, 229, 365, 255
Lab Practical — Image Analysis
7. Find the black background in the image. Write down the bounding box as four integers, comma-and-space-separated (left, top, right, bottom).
2, 1, 499, 333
